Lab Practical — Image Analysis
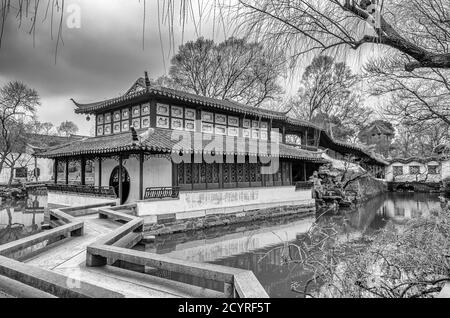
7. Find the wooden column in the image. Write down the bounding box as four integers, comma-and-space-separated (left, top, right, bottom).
118, 156, 123, 204
303, 162, 307, 181
98, 158, 102, 187
65, 159, 69, 185
33, 156, 38, 182
289, 162, 293, 185
218, 163, 223, 189
54, 158, 58, 184
81, 157, 86, 186
139, 153, 144, 200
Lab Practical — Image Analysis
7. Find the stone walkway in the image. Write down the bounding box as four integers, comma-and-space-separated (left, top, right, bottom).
22, 215, 220, 298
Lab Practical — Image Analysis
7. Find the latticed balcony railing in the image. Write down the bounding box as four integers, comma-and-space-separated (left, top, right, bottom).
144, 187, 180, 200
46, 184, 117, 198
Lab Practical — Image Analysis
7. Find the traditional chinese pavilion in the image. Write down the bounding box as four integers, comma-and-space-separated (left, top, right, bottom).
36, 73, 386, 223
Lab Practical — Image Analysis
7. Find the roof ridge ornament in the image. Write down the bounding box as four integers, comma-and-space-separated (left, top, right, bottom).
144, 71, 151, 91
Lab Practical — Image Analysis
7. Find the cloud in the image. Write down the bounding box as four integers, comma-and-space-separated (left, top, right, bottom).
0, 0, 215, 135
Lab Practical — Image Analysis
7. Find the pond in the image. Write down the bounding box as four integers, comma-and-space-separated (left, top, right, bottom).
0, 194, 49, 245
138, 192, 444, 297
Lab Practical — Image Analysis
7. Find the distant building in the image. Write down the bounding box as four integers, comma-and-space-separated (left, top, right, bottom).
0, 134, 86, 185
385, 157, 443, 184
358, 120, 395, 157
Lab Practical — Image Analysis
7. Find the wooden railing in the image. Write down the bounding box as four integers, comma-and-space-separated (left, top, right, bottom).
144, 187, 180, 200
46, 184, 117, 198
295, 181, 314, 190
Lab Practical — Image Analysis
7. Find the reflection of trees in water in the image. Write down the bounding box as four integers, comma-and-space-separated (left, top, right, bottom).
0, 200, 41, 245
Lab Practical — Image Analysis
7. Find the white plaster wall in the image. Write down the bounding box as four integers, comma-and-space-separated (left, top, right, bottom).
97, 157, 172, 204
387, 161, 442, 183
442, 160, 450, 180
48, 192, 119, 206
137, 186, 315, 223
0, 156, 54, 184
143, 158, 172, 189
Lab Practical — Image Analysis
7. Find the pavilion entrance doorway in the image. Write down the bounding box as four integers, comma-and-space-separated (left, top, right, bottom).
109, 166, 130, 204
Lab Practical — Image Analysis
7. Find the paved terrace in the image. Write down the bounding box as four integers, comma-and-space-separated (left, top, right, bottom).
0, 202, 268, 298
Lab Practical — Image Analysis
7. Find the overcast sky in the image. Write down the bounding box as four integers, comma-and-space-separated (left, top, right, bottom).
0, 0, 230, 135
0, 0, 381, 136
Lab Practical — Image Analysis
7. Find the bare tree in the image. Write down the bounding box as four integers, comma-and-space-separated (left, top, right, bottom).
2, 1, 448, 71
288, 55, 371, 141
164, 37, 285, 108
365, 56, 450, 128
0, 81, 40, 177
233, 0, 450, 71
57, 120, 78, 137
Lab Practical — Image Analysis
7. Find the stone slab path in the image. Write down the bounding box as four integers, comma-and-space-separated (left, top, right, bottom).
21, 215, 219, 298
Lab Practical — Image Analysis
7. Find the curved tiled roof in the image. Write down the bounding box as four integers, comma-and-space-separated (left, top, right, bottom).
389, 157, 441, 164
36, 128, 328, 163
73, 85, 286, 120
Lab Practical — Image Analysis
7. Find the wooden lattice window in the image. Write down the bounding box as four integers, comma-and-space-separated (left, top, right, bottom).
206, 164, 213, 183
250, 164, 257, 182
212, 163, 219, 183
256, 163, 262, 182
223, 163, 230, 183
409, 166, 420, 175
177, 164, 185, 184
393, 166, 403, 176
230, 163, 237, 183
200, 163, 207, 183
185, 163, 192, 184
15, 167, 27, 178
192, 163, 199, 183
237, 164, 245, 182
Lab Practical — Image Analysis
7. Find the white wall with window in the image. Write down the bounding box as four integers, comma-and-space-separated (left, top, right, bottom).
386, 160, 441, 183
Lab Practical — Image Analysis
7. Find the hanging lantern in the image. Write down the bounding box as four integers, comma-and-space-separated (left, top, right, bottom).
86, 115, 91, 122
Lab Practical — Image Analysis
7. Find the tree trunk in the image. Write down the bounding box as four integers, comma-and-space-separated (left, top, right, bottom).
8, 166, 14, 186
0, 153, 7, 176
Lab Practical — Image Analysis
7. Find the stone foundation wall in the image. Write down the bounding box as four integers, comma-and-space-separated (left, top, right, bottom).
388, 181, 441, 193
144, 203, 315, 236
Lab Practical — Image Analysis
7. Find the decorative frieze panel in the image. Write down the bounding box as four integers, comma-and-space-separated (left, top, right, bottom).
156, 116, 170, 129
141, 116, 151, 128
202, 111, 214, 123
171, 118, 184, 131
171, 106, 184, 118
156, 103, 170, 116
185, 108, 196, 120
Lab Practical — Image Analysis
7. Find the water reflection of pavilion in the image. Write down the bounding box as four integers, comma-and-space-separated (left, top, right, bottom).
150, 217, 314, 263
